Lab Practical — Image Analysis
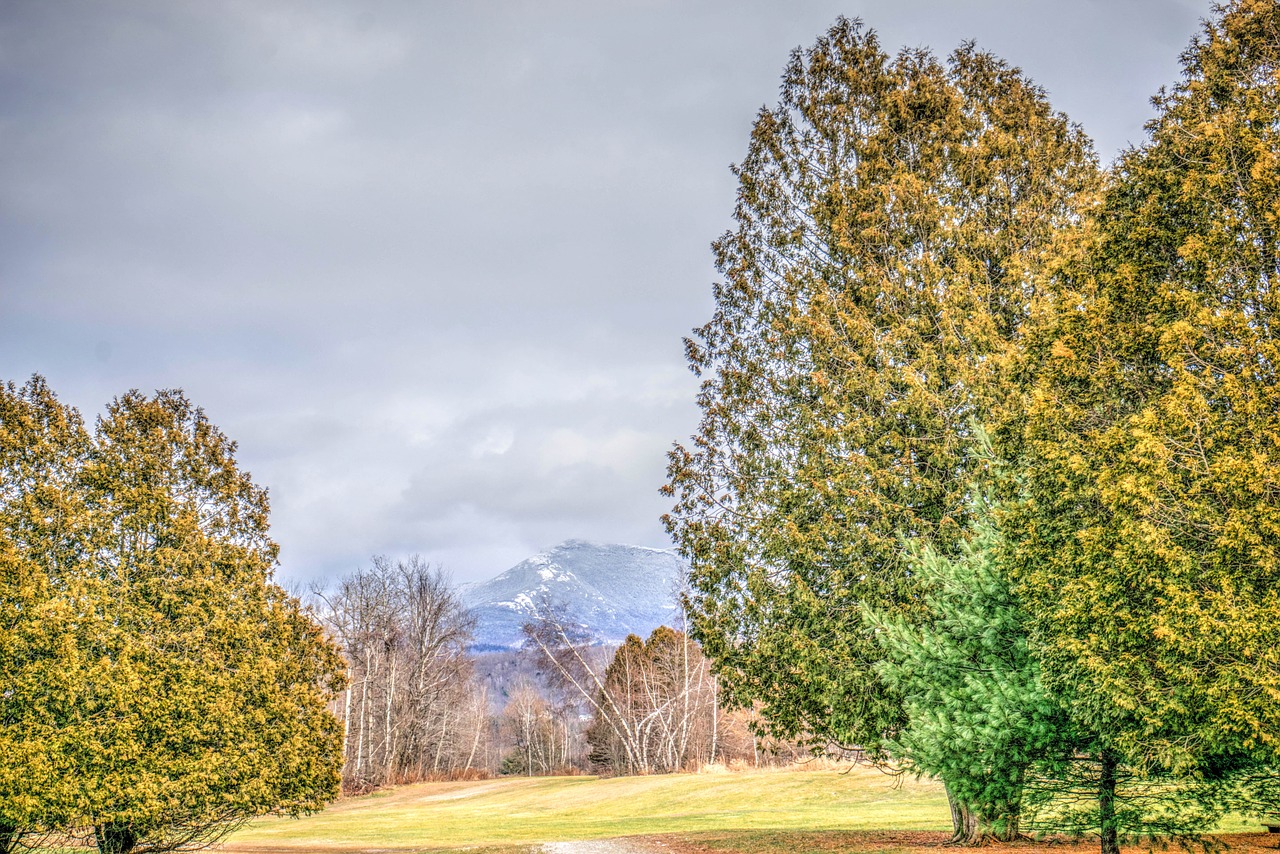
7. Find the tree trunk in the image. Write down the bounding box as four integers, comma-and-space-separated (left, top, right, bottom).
464, 690, 484, 772
95, 824, 138, 854
355, 653, 370, 778
995, 799, 1021, 842
524, 709, 534, 777
384, 654, 397, 778
948, 793, 982, 846
960, 805, 979, 845
986, 767, 1025, 843
945, 779, 1025, 845
341, 683, 352, 766
680, 630, 692, 768
432, 706, 449, 773
973, 798, 1023, 843
1099, 748, 1120, 854
1002, 765, 1025, 842
709, 675, 718, 766
946, 784, 966, 843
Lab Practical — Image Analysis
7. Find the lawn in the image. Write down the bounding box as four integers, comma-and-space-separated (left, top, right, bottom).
221, 763, 950, 852
221, 765, 1280, 854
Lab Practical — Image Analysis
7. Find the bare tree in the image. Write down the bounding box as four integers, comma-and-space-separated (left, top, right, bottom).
521, 601, 647, 772
582, 626, 720, 774
498, 682, 578, 775
316, 556, 487, 790
522, 600, 723, 775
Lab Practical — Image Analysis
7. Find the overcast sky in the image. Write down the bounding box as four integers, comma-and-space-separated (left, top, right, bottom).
1, 0, 1209, 585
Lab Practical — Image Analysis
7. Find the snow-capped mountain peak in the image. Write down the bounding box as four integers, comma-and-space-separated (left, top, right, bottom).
461, 540, 686, 650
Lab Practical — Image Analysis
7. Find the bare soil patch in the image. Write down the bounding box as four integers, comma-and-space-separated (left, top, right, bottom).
540, 840, 668, 854
654, 831, 1280, 854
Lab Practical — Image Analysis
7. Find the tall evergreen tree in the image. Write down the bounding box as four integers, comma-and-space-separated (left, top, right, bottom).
1006, 2, 1280, 850
662, 16, 1097, 827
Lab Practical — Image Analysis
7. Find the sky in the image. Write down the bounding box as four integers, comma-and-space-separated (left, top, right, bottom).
1, 0, 1210, 586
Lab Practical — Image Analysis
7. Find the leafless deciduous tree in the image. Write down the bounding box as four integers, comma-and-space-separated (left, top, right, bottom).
317, 555, 489, 790
497, 681, 580, 775
522, 602, 726, 775
581, 626, 721, 774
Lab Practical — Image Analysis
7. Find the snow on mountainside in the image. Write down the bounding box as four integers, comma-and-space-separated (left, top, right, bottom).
460, 540, 686, 651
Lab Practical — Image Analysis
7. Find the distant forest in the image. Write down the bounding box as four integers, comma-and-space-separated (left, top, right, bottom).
312, 554, 805, 789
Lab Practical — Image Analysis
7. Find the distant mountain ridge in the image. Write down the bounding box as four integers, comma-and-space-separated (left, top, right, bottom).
460, 540, 685, 651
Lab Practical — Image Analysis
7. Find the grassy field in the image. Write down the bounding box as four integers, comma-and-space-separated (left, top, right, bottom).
222, 763, 950, 852
222, 765, 1280, 854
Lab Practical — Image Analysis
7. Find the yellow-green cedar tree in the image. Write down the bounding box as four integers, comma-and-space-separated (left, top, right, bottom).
663, 17, 1096, 766
1007, 2, 1280, 849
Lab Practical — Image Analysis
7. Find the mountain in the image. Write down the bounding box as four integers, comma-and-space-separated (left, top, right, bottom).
460, 540, 686, 651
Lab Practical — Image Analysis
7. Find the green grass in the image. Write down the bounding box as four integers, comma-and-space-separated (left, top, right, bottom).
222, 764, 950, 852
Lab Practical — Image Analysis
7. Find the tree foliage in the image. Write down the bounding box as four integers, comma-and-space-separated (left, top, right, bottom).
0, 377, 94, 851
1007, 0, 1280, 789
663, 16, 1097, 756
0, 378, 345, 854
987, 2, 1280, 849
669, 3, 1280, 850
873, 497, 1071, 842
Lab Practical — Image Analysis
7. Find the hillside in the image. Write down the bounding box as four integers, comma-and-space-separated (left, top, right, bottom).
460, 540, 686, 650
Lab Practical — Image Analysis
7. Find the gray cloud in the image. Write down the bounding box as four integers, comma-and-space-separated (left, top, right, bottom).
1, 0, 1208, 583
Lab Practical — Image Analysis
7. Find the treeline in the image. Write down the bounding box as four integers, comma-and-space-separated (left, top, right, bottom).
312, 558, 800, 789
664, 2, 1280, 851
316, 555, 486, 789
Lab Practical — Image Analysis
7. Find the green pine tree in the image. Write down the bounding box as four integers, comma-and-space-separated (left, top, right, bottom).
873, 493, 1073, 842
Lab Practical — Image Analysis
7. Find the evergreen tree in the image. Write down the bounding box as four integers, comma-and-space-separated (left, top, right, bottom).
873, 496, 1073, 842
663, 16, 1096, 833
585, 634, 647, 773
1007, 2, 1280, 850
0, 377, 94, 852
76, 389, 346, 854
0, 380, 346, 854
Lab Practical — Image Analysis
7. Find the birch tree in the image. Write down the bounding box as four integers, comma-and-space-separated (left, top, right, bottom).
584, 627, 719, 775
320, 556, 482, 789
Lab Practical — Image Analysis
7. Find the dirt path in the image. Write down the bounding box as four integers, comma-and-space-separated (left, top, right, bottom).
539, 839, 667, 854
